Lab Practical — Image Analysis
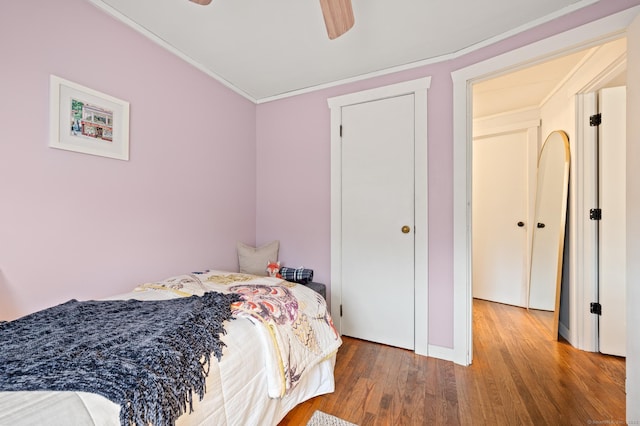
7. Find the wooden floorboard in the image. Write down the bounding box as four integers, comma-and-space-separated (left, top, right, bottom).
279, 299, 626, 425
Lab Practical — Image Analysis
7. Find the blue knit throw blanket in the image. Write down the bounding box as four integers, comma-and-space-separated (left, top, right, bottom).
0, 291, 242, 426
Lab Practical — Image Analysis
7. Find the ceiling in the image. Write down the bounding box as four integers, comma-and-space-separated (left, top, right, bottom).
473, 49, 591, 118
88, 0, 599, 102
473, 37, 627, 118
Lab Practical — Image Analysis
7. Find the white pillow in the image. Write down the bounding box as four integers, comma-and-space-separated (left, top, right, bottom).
237, 241, 279, 276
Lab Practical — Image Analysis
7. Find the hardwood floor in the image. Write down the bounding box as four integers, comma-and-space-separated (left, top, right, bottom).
279, 299, 626, 425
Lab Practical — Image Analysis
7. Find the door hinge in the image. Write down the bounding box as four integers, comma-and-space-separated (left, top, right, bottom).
590, 113, 602, 127
590, 208, 602, 220
590, 302, 602, 316
339, 125, 343, 137
340, 304, 343, 317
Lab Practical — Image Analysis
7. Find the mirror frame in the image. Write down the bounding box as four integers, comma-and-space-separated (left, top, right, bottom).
528, 130, 571, 339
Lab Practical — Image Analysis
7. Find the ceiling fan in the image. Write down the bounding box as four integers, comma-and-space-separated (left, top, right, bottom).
188, 0, 355, 40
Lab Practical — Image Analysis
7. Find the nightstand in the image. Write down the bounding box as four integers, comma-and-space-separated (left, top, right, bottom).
303, 282, 326, 300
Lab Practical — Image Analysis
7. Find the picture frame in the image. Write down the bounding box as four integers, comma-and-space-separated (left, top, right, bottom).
49, 75, 130, 161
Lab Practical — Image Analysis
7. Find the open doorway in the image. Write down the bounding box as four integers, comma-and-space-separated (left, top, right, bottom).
470, 37, 627, 351
450, 5, 640, 368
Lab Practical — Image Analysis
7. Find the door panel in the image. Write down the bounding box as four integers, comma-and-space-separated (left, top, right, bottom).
598, 86, 626, 357
341, 94, 415, 350
472, 131, 530, 307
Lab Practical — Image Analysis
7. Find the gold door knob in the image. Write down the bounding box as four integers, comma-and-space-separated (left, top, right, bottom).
401, 225, 411, 234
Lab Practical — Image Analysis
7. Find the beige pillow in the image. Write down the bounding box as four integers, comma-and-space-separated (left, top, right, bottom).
237, 241, 279, 276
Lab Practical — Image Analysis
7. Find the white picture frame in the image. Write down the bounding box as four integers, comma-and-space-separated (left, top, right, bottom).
49, 75, 130, 161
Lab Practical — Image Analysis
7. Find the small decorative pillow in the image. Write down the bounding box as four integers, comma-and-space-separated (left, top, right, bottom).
279, 267, 314, 284
237, 240, 279, 276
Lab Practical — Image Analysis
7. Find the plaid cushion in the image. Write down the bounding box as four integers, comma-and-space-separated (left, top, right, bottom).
280, 267, 314, 284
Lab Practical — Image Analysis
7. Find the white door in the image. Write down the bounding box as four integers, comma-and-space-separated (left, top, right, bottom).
598, 86, 626, 357
472, 131, 531, 307
341, 94, 415, 350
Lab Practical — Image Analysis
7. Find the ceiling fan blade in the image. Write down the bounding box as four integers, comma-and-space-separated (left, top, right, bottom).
319, 0, 355, 40
189, 0, 212, 5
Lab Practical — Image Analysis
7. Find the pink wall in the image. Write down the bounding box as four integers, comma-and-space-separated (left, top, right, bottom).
256, 0, 640, 348
0, 0, 257, 320
2, 0, 638, 347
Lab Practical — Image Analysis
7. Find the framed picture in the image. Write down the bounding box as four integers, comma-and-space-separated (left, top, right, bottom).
49, 75, 130, 161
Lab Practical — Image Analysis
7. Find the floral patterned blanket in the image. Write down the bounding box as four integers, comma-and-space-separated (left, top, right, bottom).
135, 270, 342, 398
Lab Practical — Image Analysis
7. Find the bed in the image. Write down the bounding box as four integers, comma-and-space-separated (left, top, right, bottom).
0, 270, 341, 426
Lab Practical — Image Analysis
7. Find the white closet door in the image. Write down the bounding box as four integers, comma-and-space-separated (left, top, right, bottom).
473, 131, 530, 307
598, 86, 626, 357
341, 94, 415, 350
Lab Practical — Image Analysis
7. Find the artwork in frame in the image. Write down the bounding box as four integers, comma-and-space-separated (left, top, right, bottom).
49, 75, 130, 161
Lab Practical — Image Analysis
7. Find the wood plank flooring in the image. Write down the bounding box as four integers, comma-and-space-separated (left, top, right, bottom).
279, 299, 626, 425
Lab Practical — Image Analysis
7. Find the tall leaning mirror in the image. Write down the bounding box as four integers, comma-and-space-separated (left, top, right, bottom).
528, 130, 570, 339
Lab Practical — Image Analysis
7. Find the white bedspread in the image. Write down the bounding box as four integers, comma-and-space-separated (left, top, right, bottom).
0, 271, 340, 426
